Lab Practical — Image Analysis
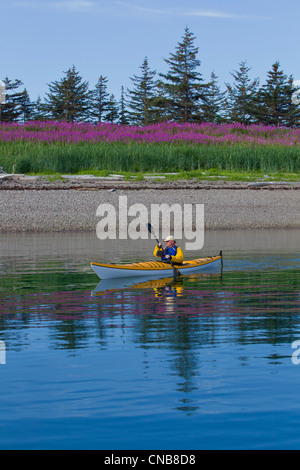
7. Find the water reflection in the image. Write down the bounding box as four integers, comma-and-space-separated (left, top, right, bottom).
92, 272, 222, 297
91, 273, 226, 414
1, 233, 300, 423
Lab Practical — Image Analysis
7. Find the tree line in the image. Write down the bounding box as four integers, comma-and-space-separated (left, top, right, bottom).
1, 27, 300, 127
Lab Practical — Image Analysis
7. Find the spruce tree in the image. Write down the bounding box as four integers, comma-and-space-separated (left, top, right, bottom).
225, 61, 259, 124
45, 65, 91, 122
19, 89, 33, 123
0, 78, 25, 122
31, 95, 49, 121
127, 57, 157, 125
104, 94, 119, 123
159, 27, 207, 122
0, 80, 5, 123
200, 72, 227, 123
118, 86, 129, 125
149, 81, 170, 123
91, 75, 110, 123
254, 62, 300, 126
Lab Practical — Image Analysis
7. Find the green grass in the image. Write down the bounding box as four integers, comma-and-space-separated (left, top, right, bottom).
164, 169, 300, 182
23, 169, 299, 182
1, 141, 300, 179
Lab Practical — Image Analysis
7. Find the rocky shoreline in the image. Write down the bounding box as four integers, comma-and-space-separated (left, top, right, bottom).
0, 175, 300, 191
0, 175, 299, 232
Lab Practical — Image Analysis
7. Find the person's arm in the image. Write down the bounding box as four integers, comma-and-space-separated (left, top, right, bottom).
170, 247, 184, 264
153, 245, 163, 258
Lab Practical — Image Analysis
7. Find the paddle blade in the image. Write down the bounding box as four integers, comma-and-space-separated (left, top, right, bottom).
146, 223, 153, 234
146, 223, 159, 244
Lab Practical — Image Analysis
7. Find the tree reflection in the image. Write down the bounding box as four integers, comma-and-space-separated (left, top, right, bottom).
1, 268, 300, 414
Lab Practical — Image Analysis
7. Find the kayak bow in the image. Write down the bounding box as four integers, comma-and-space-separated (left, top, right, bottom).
91, 252, 222, 280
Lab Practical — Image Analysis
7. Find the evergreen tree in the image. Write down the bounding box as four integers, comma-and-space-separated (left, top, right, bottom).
104, 94, 119, 123
31, 95, 49, 121
45, 65, 91, 122
225, 61, 259, 124
127, 57, 157, 125
254, 62, 300, 126
159, 27, 207, 122
149, 81, 170, 123
91, 75, 110, 123
0, 78, 24, 122
0, 83, 3, 123
200, 72, 227, 123
118, 86, 129, 125
19, 89, 33, 122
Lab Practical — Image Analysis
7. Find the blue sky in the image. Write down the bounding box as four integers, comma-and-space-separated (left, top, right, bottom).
1, 0, 299, 101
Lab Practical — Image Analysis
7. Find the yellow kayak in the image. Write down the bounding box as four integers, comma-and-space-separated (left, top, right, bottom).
91, 252, 222, 280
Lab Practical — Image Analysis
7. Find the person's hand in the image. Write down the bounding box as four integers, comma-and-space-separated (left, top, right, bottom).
158, 243, 162, 248
165, 254, 170, 259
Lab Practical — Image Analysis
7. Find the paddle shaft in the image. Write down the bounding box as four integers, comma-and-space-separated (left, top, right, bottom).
146, 223, 181, 278
146, 223, 163, 259
146, 223, 159, 245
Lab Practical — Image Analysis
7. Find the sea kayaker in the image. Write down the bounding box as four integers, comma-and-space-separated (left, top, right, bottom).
153, 235, 184, 264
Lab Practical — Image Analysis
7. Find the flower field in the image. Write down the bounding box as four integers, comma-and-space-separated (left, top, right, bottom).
0, 121, 300, 174
1, 120, 300, 145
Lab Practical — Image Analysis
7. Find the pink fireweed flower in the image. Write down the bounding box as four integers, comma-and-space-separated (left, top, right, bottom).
0, 121, 300, 146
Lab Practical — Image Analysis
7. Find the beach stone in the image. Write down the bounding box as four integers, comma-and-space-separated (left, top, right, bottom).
0, 186, 299, 232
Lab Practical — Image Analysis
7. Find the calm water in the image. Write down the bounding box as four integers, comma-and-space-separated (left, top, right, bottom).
0, 231, 300, 450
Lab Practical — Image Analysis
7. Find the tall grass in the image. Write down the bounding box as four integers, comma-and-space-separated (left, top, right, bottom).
1, 141, 299, 174
1, 121, 300, 174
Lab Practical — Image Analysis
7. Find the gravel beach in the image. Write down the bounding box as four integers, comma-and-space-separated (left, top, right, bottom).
0, 178, 299, 232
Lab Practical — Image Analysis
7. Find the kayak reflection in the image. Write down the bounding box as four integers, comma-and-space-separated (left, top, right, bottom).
91, 271, 222, 299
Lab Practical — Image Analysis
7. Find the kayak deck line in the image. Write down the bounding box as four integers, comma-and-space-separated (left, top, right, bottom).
90, 255, 221, 271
